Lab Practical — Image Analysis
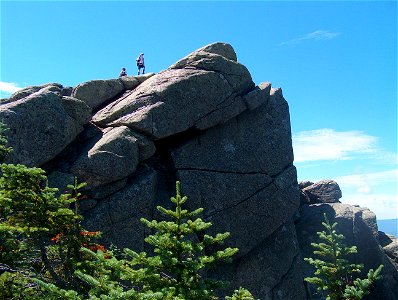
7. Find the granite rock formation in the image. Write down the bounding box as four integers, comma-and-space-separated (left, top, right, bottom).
300, 179, 342, 204
296, 180, 398, 300
1, 43, 396, 299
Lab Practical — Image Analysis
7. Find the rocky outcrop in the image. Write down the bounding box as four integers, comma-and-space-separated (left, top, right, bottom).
71, 74, 155, 110
300, 179, 342, 204
296, 181, 398, 300
379, 232, 398, 270
0, 85, 91, 166
2, 42, 396, 299
92, 44, 254, 139
4, 83, 72, 103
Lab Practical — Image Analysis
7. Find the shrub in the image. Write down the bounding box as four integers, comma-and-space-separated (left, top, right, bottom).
0, 121, 255, 299
304, 213, 383, 300
37, 182, 256, 299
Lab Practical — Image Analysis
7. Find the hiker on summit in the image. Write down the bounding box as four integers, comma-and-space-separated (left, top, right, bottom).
136, 53, 145, 75
119, 67, 127, 77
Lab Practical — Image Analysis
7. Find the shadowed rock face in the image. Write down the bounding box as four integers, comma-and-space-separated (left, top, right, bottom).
2, 42, 396, 299
296, 181, 398, 300
301, 180, 342, 204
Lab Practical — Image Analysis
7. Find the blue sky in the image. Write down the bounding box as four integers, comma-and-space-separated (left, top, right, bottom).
1, 1, 397, 220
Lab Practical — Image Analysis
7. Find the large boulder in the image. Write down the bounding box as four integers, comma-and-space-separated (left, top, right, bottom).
211, 220, 306, 300
171, 86, 298, 257
169, 42, 253, 93
71, 74, 157, 111
5, 83, 73, 103
92, 42, 255, 139
0, 85, 91, 166
301, 179, 342, 203
296, 203, 398, 300
70, 126, 141, 189
72, 78, 125, 110
119, 73, 155, 90
82, 170, 157, 249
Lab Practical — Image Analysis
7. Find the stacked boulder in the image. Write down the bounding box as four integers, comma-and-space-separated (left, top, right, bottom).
296, 180, 398, 300
1, 43, 396, 299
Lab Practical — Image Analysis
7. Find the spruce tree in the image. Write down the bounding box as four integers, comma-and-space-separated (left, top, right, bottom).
0, 121, 255, 299
0, 122, 103, 296
0, 163, 102, 293
0, 120, 12, 162
304, 213, 383, 300
39, 181, 256, 299
134, 181, 240, 299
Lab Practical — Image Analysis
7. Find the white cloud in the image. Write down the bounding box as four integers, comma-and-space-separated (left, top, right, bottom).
335, 170, 397, 219
336, 169, 398, 188
294, 129, 397, 220
293, 129, 378, 163
0, 81, 23, 98
341, 193, 397, 220
335, 169, 398, 194
279, 30, 340, 46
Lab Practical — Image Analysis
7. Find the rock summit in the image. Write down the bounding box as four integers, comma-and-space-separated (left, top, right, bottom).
1, 43, 396, 299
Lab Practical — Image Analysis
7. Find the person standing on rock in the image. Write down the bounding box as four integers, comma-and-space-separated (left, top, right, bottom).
119, 67, 127, 77
136, 53, 145, 75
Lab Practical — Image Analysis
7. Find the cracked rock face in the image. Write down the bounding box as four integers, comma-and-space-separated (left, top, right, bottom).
296, 203, 398, 300
92, 44, 255, 139
0, 85, 91, 166
210, 220, 306, 300
3, 42, 397, 299
301, 179, 342, 203
170, 89, 299, 256
1, 42, 306, 299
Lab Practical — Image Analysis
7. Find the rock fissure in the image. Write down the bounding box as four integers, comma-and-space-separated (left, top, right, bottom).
92, 90, 133, 116
104, 199, 115, 226
204, 181, 274, 219
175, 167, 270, 176
270, 252, 301, 299
3, 42, 396, 300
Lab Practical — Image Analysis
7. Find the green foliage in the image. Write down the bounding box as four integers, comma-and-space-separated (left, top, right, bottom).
135, 181, 239, 299
0, 120, 12, 162
38, 181, 255, 300
0, 123, 254, 300
0, 162, 101, 292
0, 271, 44, 300
226, 288, 257, 300
304, 213, 383, 300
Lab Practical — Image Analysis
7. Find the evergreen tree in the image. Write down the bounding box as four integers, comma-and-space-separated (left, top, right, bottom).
226, 287, 257, 300
0, 122, 255, 299
0, 163, 102, 293
0, 120, 12, 162
39, 181, 256, 299
304, 213, 383, 300
135, 181, 239, 299
0, 122, 103, 296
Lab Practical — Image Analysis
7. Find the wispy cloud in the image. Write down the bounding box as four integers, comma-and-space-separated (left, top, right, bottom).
294, 129, 397, 219
341, 193, 397, 220
293, 129, 378, 163
0, 81, 23, 98
335, 169, 398, 194
279, 30, 340, 46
